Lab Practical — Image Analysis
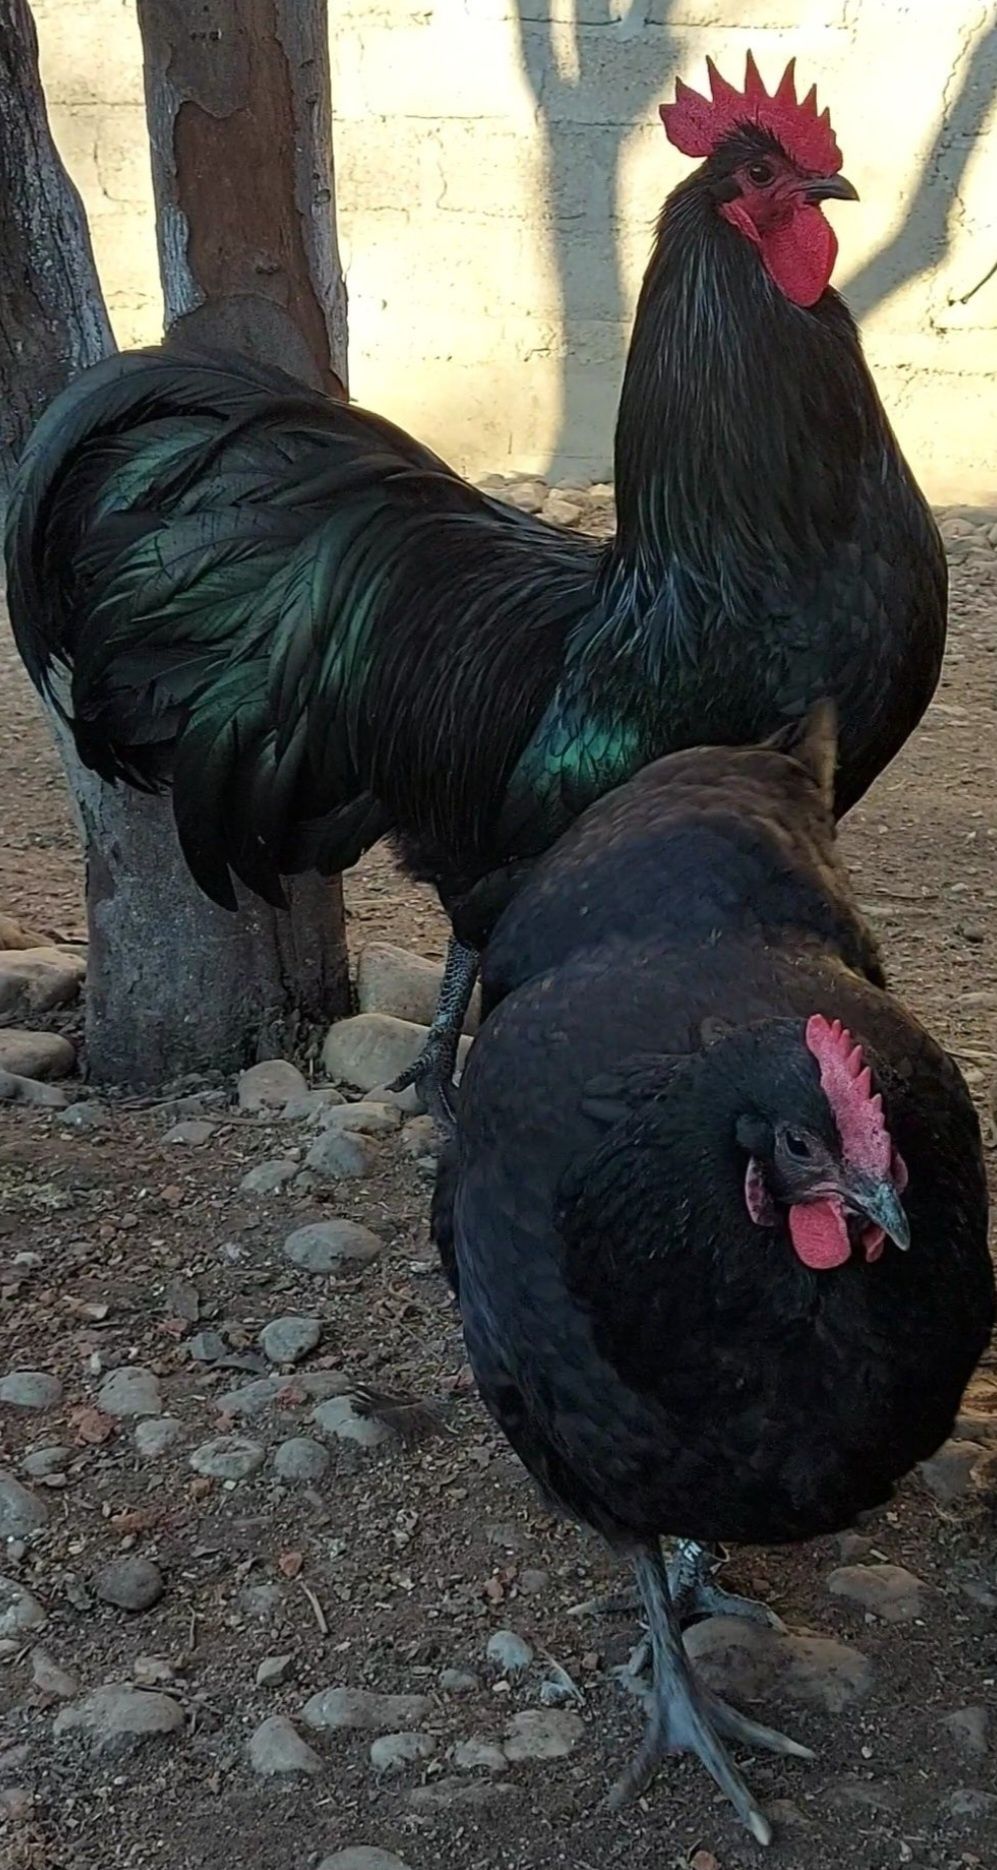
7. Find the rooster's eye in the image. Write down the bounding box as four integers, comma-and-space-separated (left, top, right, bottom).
748, 161, 774, 186
784, 1130, 811, 1160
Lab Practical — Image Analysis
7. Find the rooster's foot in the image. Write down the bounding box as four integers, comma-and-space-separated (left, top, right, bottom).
572, 1540, 784, 1636
387, 936, 479, 1125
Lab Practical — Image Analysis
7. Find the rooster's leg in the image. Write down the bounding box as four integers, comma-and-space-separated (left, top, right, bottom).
572, 1539, 784, 1634
387, 937, 479, 1120
608, 1543, 811, 1843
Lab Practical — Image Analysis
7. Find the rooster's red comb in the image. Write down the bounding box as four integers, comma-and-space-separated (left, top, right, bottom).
660, 53, 841, 176
805, 1014, 893, 1179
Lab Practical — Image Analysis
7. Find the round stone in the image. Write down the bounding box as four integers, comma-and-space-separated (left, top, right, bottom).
826, 1563, 926, 1623
0, 1471, 48, 1536
0, 1578, 47, 1638
369, 1731, 436, 1774
283, 1219, 383, 1273
248, 1714, 321, 1777
96, 1367, 162, 1419
274, 1437, 330, 1483
22, 1445, 72, 1479
238, 1060, 308, 1112
486, 1630, 534, 1675
189, 1435, 266, 1482
54, 1686, 184, 1749
0, 1371, 63, 1410
134, 1417, 183, 1459
95, 1556, 165, 1613
259, 1317, 322, 1367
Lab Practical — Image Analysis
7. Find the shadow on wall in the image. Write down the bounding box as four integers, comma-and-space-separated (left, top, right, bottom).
841, 17, 997, 321
512, 2, 674, 482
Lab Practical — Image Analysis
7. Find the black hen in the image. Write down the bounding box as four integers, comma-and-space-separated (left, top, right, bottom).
437, 705, 993, 1843
5, 56, 945, 1104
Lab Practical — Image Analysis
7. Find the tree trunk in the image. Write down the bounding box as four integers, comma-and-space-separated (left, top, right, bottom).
1, 0, 352, 1087
0, 0, 114, 502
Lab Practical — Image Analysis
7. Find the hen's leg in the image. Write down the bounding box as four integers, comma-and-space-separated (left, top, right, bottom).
609, 1543, 811, 1843
387, 937, 479, 1120
572, 1540, 784, 1633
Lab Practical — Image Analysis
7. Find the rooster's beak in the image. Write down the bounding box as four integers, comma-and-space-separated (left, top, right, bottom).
804, 174, 860, 204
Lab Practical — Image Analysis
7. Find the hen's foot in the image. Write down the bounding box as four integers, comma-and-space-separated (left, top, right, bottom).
608, 1545, 812, 1845
386, 936, 479, 1125
570, 1541, 784, 1635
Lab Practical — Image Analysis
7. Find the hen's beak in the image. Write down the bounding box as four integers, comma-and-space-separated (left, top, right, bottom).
847, 1175, 910, 1251
804, 174, 860, 204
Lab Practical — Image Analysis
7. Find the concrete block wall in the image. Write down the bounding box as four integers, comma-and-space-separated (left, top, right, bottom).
31, 0, 997, 498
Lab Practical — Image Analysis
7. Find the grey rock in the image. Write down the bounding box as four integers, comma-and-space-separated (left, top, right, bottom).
283, 1218, 383, 1273
943, 1788, 997, 1823
502, 478, 546, 514
248, 1714, 321, 1777
826, 1562, 926, 1623
256, 1653, 294, 1688
22, 1445, 72, 1479
369, 1730, 436, 1774
237, 1060, 308, 1112
304, 1128, 378, 1181
439, 1667, 481, 1695
321, 1012, 472, 1100
685, 1616, 873, 1714
941, 1705, 989, 1756
298, 1371, 352, 1400
134, 1417, 183, 1460
0, 1471, 48, 1536
0, 950, 85, 1022
318, 1853, 413, 1870
186, 1330, 228, 1364
920, 1439, 992, 1504
0, 1371, 63, 1410
0, 1067, 67, 1107
0, 1578, 46, 1638
54, 1686, 184, 1749
30, 1649, 79, 1698
282, 1087, 345, 1120
486, 1630, 534, 1675
503, 1708, 584, 1761
95, 1556, 165, 1613
240, 1158, 299, 1195
356, 942, 479, 1034
162, 1118, 216, 1146
215, 1378, 283, 1418
259, 1316, 322, 1367
453, 1736, 509, 1773
274, 1437, 330, 1483
312, 1396, 391, 1449
57, 1100, 110, 1132
316, 1100, 402, 1138
302, 1686, 432, 1733
97, 1367, 162, 1419
542, 493, 583, 527
190, 1435, 266, 1481
240, 1583, 285, 1622
0, 1019, 73, 1078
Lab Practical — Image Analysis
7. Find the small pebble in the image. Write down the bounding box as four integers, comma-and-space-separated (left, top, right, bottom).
22, 1445, 72, 1479
241, 1159, 299, 1195
259, 1316, 321, 1367
162, 1119, 216, 1146
248, 1714, 321, 1777
941, 1705, 989, 1756
312, 1396, 391, 1449
96, 1367, 162, 1419
283, 1218, 383, 1273
302, 1686, 432, 1733
31, 1649, 79, 1698
186, 1330, 228, 1365
439, 1668, 481, 1695
369, 1731, 436, 1774
215, 1378, 283, 1418
453, 1736, 509, 1773
274, 1437, 330, 1483
826, 1562, 926, 1623
134, 1417, 183, 1459
503, 1708, 584, 1761
0, 1472, 48, 1536
256, 1653, 294, 1688
57, 1100, 110, 1132
95, 1556, 165, 1613
0, 1371, 63, 1411
189, 1436, 266, 1482
54, 1686, 184, 1749
486, 1630, 534, 1675
0, 1578, 47, 1638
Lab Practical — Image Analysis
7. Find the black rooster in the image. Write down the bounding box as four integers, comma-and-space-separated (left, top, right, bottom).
436, 705, 994, 1843
5, 56, 945, 1107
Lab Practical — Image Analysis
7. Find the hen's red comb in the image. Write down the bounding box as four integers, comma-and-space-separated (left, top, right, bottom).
660, 53, 841, 177
805, 1014, 892, 1178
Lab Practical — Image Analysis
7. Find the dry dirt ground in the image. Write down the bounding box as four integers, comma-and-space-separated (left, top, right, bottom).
1, 527, 996, 1870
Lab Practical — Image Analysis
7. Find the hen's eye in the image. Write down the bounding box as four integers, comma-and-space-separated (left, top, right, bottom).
748, 160, 773, 186
784, 1130, 811, 1160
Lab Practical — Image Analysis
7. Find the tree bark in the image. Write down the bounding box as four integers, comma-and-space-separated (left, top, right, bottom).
1, 0, 352, 1087
0, 0, 114, 502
